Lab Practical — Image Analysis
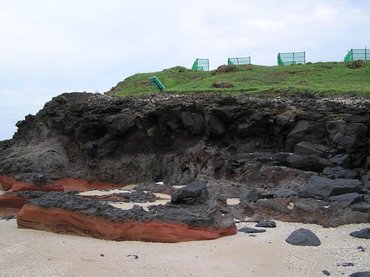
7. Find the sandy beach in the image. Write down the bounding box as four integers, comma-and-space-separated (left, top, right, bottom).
1, 218, 369, 277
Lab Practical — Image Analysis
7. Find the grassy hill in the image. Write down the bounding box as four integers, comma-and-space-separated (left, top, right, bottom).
106, 61, 370, 97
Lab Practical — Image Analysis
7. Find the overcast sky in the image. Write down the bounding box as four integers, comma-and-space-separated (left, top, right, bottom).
1, 0, 369, 140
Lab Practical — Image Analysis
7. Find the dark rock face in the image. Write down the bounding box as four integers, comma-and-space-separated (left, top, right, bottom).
1, 92, 370, 227
285, 228, 321, 246
350, 228, 370, 239
323, 166, 358, 179
171, 180, 209, 205
299, 176, 363, 199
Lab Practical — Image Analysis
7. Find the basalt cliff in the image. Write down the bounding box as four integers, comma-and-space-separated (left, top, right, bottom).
1, 92, 370, 240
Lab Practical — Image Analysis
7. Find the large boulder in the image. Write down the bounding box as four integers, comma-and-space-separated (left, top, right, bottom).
285, 228, 321, 246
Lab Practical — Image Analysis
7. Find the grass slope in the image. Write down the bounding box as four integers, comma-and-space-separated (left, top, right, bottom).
107, 62, 370, 97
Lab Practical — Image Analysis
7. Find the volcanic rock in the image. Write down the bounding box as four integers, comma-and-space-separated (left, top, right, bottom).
350, 272, 370, 277
285, 228, 321, 246
238, 227, 266, 234
323, 166, 358, 179
171, 180, 209, 205
255, 219, 276, 228
299, 176, 363, 199
350, 228, 370, 239
17, 192, 237, 242
0, 92, 370, 228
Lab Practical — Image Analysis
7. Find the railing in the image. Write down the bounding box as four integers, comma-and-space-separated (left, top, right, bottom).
192, 58, 209, 71
228, 57, 251, 65
344, 48, 369, 61
277, 52, 306, 66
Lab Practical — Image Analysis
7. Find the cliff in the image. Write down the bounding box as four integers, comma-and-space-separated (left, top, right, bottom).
1, 92, 370, 237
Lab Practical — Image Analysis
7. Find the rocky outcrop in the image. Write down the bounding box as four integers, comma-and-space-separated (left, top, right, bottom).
16, 190, 237, 242
1, 92, 370, 228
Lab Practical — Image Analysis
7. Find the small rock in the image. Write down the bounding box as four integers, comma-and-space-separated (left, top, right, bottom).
255, 219, 276, 228
322, 270, 331, 276
238, 227, 266, 234
100, 254, 104, 257
31, 173, 48, 185
356, 246, 365, 252
337, 262, 354, 267
127, 254, 139, 259
285, 228, 321, 246
350, 228, 370, 239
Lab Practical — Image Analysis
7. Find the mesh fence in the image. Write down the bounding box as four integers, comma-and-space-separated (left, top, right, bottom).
344, 48, 370, 61
277, 52, 305, 66
228, 57, 251, 65
192, 58, 209, 71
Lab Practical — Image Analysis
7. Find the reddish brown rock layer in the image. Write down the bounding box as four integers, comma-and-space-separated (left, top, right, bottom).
17, 204, 237, 242
0, 193, 27, 209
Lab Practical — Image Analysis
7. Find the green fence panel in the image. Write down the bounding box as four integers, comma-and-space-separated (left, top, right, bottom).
192, 58, 209, 71
277, 52, 305, 66
228, 57, 251, 65
344, 48, 369, 61
149, 76, 165, 92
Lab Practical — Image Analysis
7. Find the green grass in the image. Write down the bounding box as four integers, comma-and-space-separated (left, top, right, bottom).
106, 61, 370, 97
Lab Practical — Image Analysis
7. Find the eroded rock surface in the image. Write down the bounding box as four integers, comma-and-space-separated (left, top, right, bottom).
17, 189, 237, 242
0, 92, 370, 229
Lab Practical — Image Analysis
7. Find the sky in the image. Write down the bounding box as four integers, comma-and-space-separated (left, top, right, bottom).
1, 0, 370, 140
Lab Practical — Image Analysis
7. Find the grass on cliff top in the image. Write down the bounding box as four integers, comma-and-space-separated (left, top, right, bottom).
107, 61, 370, 97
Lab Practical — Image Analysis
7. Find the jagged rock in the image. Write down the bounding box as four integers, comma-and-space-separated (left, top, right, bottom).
293, 141, 330, 157
331, 123, 367, 153
329, 154, 350, 167
285, 228, 321, 246
255, 219, 276, 228
350, 228, 370, 239
272, 188, 297, 198
328, 193, 364, 208
104, 112, 136, 135
299, 176, 363, 199
323, 166, 358, 179
16, 192, 237, 242
30, 173, 48, 185
238, 227, 266, 233
285, 120, 311, 152
287, 154, 333, 172
181, 112, 204, 135
240, 188, 273, 203
171, 180, 209, 205
205, 112, 225, 137
350, 202, 370, 213
361, 173, 370, 190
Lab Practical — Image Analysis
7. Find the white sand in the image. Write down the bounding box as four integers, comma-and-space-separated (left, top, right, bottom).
1, 219, 369, 277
